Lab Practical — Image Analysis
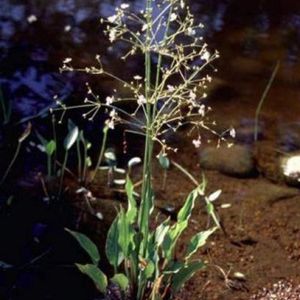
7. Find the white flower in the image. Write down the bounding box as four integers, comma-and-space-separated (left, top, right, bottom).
201, 51, 211, 62
192, 137, 201, 148
142, 24, 148, 31
167, 85, 175, 92
187, 27, 196, 36
106, 96, 114, 105
189, 90, 196, 101
134, 75, 142, 80
170, 13, 177, 22
109, 109, 117, 117
108, 15, 118, 23
27, 15, 37, 23
137, 95, 146, 105
109, 28, 117, 42
198, 104, 205, 117
229, 128, 236, 138
63, 57, 72, 64
120, 3, 130, 9
105, 119, 115, 129
180, 0, 185, 9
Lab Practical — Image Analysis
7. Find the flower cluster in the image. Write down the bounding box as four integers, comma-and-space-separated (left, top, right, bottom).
60, 0, 233, 153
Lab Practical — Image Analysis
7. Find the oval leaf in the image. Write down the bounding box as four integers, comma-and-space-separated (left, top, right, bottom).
110, 273, 129, 291
66, 228, 100, 265
76, 264, 107, 293
46, 140, 56, 156
158, 153, 170, 170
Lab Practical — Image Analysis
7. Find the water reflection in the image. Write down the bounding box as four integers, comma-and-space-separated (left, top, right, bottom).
0, 0, 300, 118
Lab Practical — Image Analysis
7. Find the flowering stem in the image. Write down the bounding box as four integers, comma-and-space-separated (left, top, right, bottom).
137, 0, 154, 298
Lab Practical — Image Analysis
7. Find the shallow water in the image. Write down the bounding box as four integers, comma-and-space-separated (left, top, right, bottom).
1, 0, 300, 121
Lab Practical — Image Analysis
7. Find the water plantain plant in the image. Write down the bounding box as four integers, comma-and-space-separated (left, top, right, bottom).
59, 0, 230, 298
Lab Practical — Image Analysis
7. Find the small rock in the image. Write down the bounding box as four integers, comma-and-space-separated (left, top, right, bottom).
280, 153, 300, 186
199, 145, 256, 177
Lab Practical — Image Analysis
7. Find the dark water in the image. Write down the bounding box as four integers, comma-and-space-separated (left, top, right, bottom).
1, 0, 299, 119
1, 0, 300, 299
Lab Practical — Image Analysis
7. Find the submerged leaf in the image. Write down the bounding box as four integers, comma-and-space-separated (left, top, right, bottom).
76, 264, 107, 293
66, 228, 100, 265
127, 157, 142, 168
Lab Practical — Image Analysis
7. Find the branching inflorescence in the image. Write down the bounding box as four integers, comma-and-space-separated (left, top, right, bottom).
59, 0, 233, 154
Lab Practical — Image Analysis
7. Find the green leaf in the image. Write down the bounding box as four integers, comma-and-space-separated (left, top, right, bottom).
45, 140, 56, 156
177, 189, 198, 223
185, 227, 217, 260
206, 201, 214, 214
76, 264, 107, 293
66, 228, 100, 265
64, 126, 79, 150
106, 216, 124, 269
144, 259, 155, 279
163, 261, 184, 274
125, 176, 137, 223
162, 220, 187, 260
138, 185, 154, 246
158, 153, 170, 169
111, 273, 129, 291
118, 208, 135, 258
171, 261, 205, 294
155, 218, 170, 247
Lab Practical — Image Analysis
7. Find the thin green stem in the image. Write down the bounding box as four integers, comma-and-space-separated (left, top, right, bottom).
89, 126, 109, 183
47, 154, 52, 178
52, 114, 57, 174
137, 1, 153, 299
1, 141, 22, 185
254, 61, 280, 141
82, 143, 88, 183
76, 137, 82, 181
58, 151, 69, 199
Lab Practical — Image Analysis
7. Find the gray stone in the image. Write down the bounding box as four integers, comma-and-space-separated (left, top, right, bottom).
199, 144, 256, 177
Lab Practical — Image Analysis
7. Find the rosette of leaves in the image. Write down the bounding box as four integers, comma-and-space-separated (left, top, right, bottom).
67, 177, 217, 300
